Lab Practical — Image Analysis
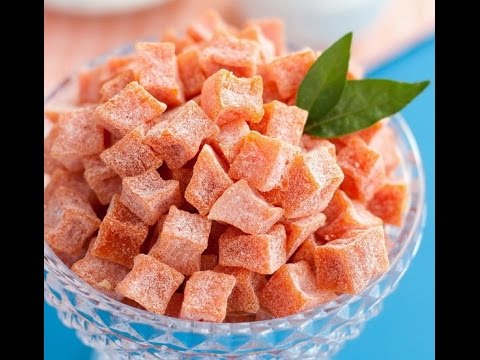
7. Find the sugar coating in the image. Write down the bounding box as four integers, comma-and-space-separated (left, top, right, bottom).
50, 106, 104, 166
259, 261, 336, 318
214, 264, 267, 313
94, 81, 167, 138
71, 251, 129, 301
177, 45, 206, 99
367, 182, 408, 226
208, 179, 284, 235
145, 100, 219, 170
281, 212, 327, 258
164, 293, 184, 318
187, 10, 233, 42
316, 190, 382, 241
200, 254, 218, 271
100, 125, 163, 178
149, 206, 211, 275
278, 147, 344, 219
82, 156, 122, 205
229, 131, 299, 192
90, 195, 149, 268
290, 235, 323, 269
120, 168, 182, 225
209, 119, 250, 164
199, 33, 261, 78
201, 69, 264, 126
116, 254, 184, 315
44, 186, 100, 255
337, 136, 386, 203
314, 225, 389, 294
218, 224, 287, 274
44, 168, 96, 206
100, 70, 136, 102
263, 49, 315, 100
250, 101, 307, 146
185, 144, 233, 215
300, 134, 336, 158
136, 42, 185, 107
180, 270, 236, 322
238, 25, 275, 63
246, 18, 286, 56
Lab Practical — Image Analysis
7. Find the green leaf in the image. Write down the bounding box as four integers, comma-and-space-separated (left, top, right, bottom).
297, 32, 352, 120
303, 79, 430, 138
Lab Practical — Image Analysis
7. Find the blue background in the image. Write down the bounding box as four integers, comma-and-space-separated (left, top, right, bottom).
44, 37, 435, 360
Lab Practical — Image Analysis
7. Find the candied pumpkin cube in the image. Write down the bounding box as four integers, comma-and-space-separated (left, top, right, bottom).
238, 25, 275, 63
136, 42, 185, 106
184, 144, 233, 215
251, 101, 307, 146
180, 270, 236, 322
177, 45, 206, 99
208, 179, 284, 235
161, 29, 195, 54
246, 18, 285, 56
100, 125, 163, 178
99, 69, 136, 102
116, 254, 184, 315
82, 156, 122, 205
214, 264, 266, 313
90, 195, 149, 268
209, 119, 250, 164
201, 69, 264, 126
314, 226, 389, 294
120, 168, 182, 225
282, 212, 326, 258
259, 261, 336, 318
300, 134, 336, 158
229, 131, 298, 192
44, 168, 96, 206
186, 10, 233, 42
290, 235, 325, 269
367, 182, 408, 226
145, 100, 219, 170
94, 81, 167, 138
149, 206, 211, 275
44, 186, 100, 255
218, 225, 286, 274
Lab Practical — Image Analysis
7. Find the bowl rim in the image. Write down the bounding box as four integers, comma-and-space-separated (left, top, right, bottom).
44, 46, 426, 335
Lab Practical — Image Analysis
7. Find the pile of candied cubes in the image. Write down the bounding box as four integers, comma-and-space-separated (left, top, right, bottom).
44, 11, 407, 322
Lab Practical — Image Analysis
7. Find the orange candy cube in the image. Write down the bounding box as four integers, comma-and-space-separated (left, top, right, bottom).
184, 144, 233, 215
201, 69, 264, 126
367, 182, 408, 226
282, 212, 326, 258
149, 206, 211, 275
120, 168, 182, 225
246, 18, 286, 56
99, 69, 136, 102
100, 125, 163, 178
44, 167, 96, 206
44, 125, 68, 173
278, 147, 344, 219
180, 270, 236, 322
229, 131, 298, 192
368, 124, 401, 175
116, 254, 184, 315
71, 250, 130, 301
259, 261, 336, 318
94, 81, 167, 138
316, 190, 382, 241
44, 186, 101, 255
263, 49, 316, 101
337, 136, 386, 202
218, 224, 287, 274
250, 101, 308, 146
290, 235, 325, 269
177, 45, 206, 99
199, 33, 260, 78
186, 10, 233, 42
145, 100, 219, 170
50, 106, 104, 166
136, 42, 185, 107
161, 29, 195, 54
208, 179, 284, 235
82, 156, 122, 205
90, 195, 149, 268
214, 264, 267, 313
238, 25, 275, 63
314, 226, 389, 294
209, 119, 250, 164
300, 134, 336, 158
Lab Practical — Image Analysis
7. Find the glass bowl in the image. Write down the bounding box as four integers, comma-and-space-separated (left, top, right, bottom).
44, 45, 426, 360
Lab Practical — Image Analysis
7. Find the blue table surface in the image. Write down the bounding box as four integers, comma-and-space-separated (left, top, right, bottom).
44, 37, 435, 360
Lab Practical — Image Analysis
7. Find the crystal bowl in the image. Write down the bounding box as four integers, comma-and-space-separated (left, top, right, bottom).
44, 45, 426, 360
